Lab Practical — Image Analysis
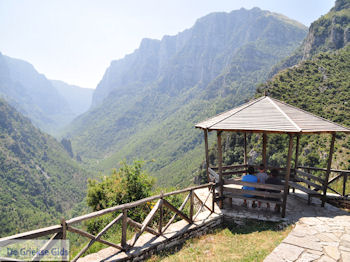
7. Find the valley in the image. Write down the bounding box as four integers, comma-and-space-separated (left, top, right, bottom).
0, 4, 349, 260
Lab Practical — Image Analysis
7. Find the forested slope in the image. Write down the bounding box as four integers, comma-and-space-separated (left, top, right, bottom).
0, 99, 87, 236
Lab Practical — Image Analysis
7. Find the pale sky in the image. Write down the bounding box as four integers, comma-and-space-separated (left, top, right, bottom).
0, 0, 335, 89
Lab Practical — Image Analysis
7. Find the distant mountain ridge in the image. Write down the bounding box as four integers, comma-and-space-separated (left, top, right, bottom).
0, 98, 88, 236
0, 53, 92, 135
51, 80, 93, 118
66, 8, 307, 186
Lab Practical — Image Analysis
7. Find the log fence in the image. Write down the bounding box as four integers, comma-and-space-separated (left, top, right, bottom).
298, 166, 350, 197
0, 183, 215, 262
1, 164, 349, 261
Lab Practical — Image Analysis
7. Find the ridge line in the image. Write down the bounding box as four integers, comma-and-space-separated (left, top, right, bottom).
267, 97, 302, 132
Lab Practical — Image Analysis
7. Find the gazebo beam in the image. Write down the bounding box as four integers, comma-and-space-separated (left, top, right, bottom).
204, 129, 210, 183
322, 133, 336, 207
282, 134, 294, 218
217, 131, 223, 208
262, 132, 267, 167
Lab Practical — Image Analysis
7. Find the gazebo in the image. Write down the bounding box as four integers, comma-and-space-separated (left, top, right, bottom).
195, 95, 350, 217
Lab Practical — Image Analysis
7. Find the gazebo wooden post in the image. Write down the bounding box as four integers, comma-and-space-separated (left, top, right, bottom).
322, 133, 336, 207
262, 132, 267, 168
244, 132, 247, 166
204, 129, 210, 183
217, 131, 223, 208
282, 134, 294, 218
294, 135, 300, 170
292, 134, 300, 193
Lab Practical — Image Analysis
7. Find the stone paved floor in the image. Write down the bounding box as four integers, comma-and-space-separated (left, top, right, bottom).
264, 215, 350, 262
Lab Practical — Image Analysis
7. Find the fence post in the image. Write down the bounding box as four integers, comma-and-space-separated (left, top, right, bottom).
159, 192, 164, 234
212, 184, 215, 213
307, 168, 311, 205
307, 168, 311, 189
190, 190, 194, 222
121, 209, 128, 249
343, 172, 347, 196
61, 218, 67, 262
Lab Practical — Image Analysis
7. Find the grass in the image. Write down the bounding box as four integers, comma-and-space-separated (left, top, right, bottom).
148, 220, 292, 262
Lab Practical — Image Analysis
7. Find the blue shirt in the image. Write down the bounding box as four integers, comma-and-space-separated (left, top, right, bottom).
242, 174, 257, 197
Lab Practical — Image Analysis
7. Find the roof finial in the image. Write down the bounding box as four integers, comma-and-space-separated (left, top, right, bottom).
264, 90, 268, 96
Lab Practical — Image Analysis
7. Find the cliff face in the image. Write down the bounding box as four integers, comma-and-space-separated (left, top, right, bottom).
91, 8, 307, 108
303, 1, 350, 59
269, 0, 350, 78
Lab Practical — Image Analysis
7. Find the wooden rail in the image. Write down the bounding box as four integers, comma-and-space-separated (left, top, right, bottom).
298, 166, 350, 174
211, 164, 290, 179
0, 183, 215, 262
298, 166, 350, 197
211, 164, 247, 171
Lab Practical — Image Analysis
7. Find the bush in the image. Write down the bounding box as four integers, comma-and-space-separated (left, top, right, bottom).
86, 160, 155, 227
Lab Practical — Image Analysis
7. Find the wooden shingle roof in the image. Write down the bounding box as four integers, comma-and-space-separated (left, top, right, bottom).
195, 96, 350, 134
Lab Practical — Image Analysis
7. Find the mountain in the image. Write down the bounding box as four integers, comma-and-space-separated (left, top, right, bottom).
51, 80, 93, 117
0, 98, 88, 236
91, 8, 306, 108
269, 0, 350, 77
0, 53, 86, 135
66, 8, 307, 187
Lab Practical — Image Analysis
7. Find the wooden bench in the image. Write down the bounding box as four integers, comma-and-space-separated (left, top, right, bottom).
223, 193, 282, 205
223, 179, 284, 212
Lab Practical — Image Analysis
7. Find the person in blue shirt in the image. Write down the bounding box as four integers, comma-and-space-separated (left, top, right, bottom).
242, 166, 258, 207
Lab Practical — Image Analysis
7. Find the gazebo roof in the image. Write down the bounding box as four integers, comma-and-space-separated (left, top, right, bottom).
195, 96, 350, 134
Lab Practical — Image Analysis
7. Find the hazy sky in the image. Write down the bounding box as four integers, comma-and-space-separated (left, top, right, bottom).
0, 0, 335, 89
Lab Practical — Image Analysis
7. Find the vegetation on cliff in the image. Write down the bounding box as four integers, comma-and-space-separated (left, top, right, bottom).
0, 98, 88, 236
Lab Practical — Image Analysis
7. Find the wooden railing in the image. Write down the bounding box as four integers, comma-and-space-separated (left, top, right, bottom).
298, 166, 350, 197
211, 164, 350, 198
0, 183, 215, 262
211, 164, 247, 177
210, 164, 290, 178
